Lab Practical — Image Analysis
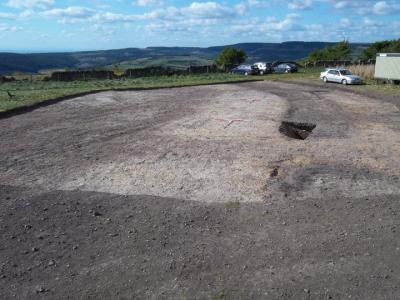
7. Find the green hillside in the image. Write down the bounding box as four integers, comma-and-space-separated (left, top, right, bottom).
0, 41, 369, 75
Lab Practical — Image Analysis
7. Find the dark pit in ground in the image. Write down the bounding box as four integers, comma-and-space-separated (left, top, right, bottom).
279, 121, 316, 140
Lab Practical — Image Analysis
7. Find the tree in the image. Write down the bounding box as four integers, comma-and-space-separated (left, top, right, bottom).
307, 40, 352, 62
112, 63, 124, 76
333, 40, 352, 60
359, 39, 400, 60
214, 48, 247, 68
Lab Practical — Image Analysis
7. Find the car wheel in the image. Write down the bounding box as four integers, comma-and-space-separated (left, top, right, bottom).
285, 69, 289, 73
244, 72, 249, 76
342, 79, 347, 85
323, 77, 328, 83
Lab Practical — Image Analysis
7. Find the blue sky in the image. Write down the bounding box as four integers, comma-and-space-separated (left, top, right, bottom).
0, 0, 399, 51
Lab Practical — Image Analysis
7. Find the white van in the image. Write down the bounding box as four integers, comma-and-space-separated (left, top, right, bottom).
253, 62, 273, 75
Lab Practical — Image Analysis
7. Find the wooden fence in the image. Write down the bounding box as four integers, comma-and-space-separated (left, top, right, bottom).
49, 67, 220, 81
124, 67, 185, 78
304, 60, 352, 68
304, 59, 376, 68
186, 65, 219, 74
50, 70, 117, 81
124, 65, 219, 78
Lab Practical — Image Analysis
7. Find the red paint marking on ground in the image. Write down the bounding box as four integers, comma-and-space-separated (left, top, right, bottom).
224, 119, 244, 129
215, 118, 247, 129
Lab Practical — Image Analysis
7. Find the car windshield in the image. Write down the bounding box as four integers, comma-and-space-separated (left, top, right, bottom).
340, 70, 352, 75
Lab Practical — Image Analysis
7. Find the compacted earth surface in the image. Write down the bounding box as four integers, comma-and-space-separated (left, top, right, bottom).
0, 81, 399, 299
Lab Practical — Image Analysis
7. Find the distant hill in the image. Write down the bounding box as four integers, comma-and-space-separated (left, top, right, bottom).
0, 41, 369, 74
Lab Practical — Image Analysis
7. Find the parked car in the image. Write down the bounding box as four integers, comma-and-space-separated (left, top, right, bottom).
320, 68, 362, 85
273, 63, 298, 73
231, 65, 259, 76
253, 62, 273, 75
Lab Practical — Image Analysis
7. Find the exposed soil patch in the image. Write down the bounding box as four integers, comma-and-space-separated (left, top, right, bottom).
1, 185, 399, 300
0, 81, 399, 299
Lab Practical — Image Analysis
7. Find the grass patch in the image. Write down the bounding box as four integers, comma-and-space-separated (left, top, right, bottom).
0, 73, 260, 112
348, 80, 400, 96
261, 67, 400, 96
1, 68, 398, 113
224, 200, 241, 209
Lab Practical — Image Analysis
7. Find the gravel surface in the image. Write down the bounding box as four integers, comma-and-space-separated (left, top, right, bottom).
0, 81, 399, 299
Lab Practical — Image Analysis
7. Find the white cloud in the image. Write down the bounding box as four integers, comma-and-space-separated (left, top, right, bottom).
264, 13, 300, 30
340, 18, 352, 27
41, 6, 96, 23
333, 1, 349, 9
19, 10, 33, 18
0, 10, 32, 20
42, 7, 95, 18
28, 0, 400, 45
373, 1, 400, 15
373, 1, 390, 14
288, 0, 312, 10
0, 24, 22, 32
329, 0, 400, 15
246, 0, 271, 8
41, 2, 242, 25
363, 17, 385, 27
0, 12, 17, 20
228, 13, 300, 36
6, 0, 53, 9
134, 0, 163, 6
91, 12, 138, 23
181, 2, 241, 19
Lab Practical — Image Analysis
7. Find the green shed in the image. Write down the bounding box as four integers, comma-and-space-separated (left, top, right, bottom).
374, 53, 400, 80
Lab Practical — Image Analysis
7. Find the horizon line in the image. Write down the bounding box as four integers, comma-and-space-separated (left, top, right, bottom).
0, 40, 372, 54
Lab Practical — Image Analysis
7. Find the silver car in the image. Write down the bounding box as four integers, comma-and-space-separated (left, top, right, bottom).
320, 68, 362, 85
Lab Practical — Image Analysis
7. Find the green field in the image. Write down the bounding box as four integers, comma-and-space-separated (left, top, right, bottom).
1, 69, 399, 113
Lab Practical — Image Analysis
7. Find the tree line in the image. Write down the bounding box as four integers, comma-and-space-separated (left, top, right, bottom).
213, 39, 400, 68
307, 39, 400, 62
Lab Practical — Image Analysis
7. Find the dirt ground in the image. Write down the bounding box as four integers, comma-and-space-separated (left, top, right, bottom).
0, 81, 399, 299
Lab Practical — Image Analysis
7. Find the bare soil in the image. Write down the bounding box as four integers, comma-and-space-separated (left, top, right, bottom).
0, 81, 399, 299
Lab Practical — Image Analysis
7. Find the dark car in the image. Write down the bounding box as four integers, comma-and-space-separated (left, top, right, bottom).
273, 63, 298, 73
231, 65, 259, 76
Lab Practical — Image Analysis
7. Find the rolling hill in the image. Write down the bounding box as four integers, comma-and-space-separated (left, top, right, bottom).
0, 42, 369, 74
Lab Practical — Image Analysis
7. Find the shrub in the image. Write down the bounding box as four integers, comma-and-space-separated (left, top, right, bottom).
359, 39, 400, 60
214, 48, 247, 69
308, 40, 352, 62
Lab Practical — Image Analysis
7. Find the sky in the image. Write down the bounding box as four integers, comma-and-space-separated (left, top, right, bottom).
0, 0, 399, 52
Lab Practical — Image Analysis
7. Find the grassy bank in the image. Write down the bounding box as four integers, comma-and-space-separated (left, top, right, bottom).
260, 67, 400, 97
1, 69, 399, 113
0, 73, 260, 112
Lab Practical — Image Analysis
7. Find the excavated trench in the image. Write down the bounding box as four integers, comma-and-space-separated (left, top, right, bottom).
279, 121, 316, 139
